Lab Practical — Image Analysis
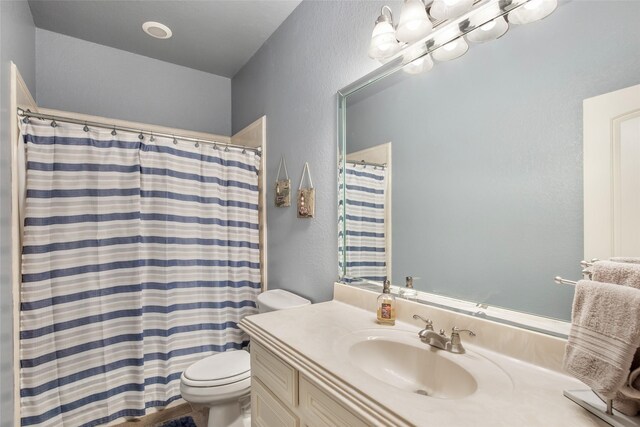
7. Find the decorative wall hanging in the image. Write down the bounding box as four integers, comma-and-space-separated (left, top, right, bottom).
275, 156, 291, 207
297, 162, 315, 219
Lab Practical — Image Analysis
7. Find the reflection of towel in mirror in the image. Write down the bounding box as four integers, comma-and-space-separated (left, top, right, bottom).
599, 349, 640, 416
611, 257, 640, 265
591, 261, 640, 289
563, 280, 640, 399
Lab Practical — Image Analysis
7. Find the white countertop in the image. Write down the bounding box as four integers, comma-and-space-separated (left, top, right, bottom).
241, 298, 609, 427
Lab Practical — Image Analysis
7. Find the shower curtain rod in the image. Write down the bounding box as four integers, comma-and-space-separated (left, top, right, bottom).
17, 108, 262, 155
346, 159, 387, 168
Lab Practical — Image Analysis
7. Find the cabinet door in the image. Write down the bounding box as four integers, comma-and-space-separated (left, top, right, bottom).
252, 377, 299, 427
298, 376, 369, 427
251, 342, 298, 407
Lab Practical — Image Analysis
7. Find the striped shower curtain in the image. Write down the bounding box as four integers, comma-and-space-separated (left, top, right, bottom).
19, 119, 261, 427
343, 164, 387, 282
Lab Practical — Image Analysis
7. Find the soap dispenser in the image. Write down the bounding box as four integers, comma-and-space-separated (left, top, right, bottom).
399, 276, 418, 300
376, 280, 396, 325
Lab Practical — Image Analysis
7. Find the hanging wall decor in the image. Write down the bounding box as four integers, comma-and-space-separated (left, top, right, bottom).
275, 156, 291, 207
297, 162, 315, 218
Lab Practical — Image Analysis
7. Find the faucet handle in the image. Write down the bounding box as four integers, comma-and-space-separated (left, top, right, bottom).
452, 327, 476, 337
448, 327, 476, 354
412, 314, 433, 331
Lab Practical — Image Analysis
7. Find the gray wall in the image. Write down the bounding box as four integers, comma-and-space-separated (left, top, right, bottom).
346, 1, 640, 320
232, 1, 396, 302
0, 1, 36, 424
36, 29, 232, 136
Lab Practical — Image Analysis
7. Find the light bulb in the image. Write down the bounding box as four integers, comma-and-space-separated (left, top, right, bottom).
480, 21, 496, 31
444, 40, 458, 51
368, 15, 401, 59
525, 0, 543, 10
429, 0, 474, 20
432, 37, 468, 61
508, 0, 557, 25
407, 20, 421, 31
403, 54, 434, 74
466, 16, 508, 43
396, 0, 433, 44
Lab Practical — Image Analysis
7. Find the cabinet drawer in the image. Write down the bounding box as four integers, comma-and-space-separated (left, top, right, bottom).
251, 342, 298, 407
299, 375, 369, 427
252, 377, 299, 427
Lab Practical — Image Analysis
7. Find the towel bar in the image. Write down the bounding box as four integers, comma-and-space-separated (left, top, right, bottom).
555, 276, 577, 286
554, 270, 592, 285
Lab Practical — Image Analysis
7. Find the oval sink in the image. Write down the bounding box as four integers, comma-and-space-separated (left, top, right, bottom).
349, 338, 477, 399
336, 328, 513, 400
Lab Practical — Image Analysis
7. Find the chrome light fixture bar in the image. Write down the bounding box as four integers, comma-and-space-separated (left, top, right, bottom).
368, 0, 559, 75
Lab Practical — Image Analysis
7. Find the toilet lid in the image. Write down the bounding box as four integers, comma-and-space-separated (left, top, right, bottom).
183, 350, 250, 386
257, 289, 311, 311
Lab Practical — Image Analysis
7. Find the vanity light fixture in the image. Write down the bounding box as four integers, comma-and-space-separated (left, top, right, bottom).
142, 21, 173, 39
508, 0, 557, 24
432, 37, 469, 61
396, 0, 433, 44
429, 0, 474, 21
368, 6, 402, 60
466, 16, 509, 43
367, 0, 559, 74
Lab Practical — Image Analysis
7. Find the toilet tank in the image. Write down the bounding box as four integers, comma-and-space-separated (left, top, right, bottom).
257, 289, 311, 313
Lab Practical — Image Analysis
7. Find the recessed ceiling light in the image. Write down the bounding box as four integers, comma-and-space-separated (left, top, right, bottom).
142, 21, 172, 39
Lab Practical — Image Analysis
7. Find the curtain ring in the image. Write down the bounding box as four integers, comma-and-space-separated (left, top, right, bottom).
22, 116, 30, 124
195, 140, 200, 148
150, 133, 155, 142
138, 131, 144, 140
173, 137, 178, 145
111, 127, 117, 136
224, 145, 230, 152
50, 120, 58, 128
83, 123, 89, 132
212, 143, 218, 150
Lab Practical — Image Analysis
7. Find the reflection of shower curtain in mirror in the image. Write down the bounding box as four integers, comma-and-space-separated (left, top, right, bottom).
344, 164, 387, 281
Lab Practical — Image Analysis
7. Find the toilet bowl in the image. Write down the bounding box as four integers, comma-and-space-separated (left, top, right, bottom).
179, 289, 310, 427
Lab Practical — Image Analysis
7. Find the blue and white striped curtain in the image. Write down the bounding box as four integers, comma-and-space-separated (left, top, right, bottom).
343, 164, 387, 282
19, 119, 261, 427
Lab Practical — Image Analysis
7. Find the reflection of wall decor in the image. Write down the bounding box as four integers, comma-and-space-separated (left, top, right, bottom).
297, 162, 315, 218
275, 156, 291, 207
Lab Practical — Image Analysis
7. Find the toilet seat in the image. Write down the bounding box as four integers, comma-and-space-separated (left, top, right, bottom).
182, 350, 250, 388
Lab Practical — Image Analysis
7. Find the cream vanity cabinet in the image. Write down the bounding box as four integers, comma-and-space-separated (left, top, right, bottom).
250, 342, 369, 427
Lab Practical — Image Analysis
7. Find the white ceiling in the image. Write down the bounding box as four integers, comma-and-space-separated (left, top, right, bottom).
28, 0, 303, 78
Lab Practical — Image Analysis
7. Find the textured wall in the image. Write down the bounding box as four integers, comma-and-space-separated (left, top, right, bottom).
36, 29, 232, 135
0, 1, 36, 424
232, 1, 396, 302
346, 1, 640, 320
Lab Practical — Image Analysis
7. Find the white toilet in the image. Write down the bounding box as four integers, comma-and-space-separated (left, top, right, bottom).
180, 289, 311, 427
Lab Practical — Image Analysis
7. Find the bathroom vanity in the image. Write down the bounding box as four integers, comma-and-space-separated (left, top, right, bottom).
240, 283, 608, 427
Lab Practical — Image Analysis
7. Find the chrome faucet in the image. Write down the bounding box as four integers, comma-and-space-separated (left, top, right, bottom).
412, 315, 476, 354
413, 314, 447, 349
421, 329, 451, 350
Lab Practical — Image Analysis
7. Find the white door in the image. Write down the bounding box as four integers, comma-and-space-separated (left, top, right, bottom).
584, 84, 640, 260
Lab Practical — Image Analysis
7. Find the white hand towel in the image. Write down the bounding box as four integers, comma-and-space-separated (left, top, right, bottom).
603, 349, 640, 416
611, 257, 640, 265
591, 261, 640, 289
563, 280, 640, 398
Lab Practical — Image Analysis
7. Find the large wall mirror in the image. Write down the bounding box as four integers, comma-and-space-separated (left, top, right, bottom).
338, 0, 640, 322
